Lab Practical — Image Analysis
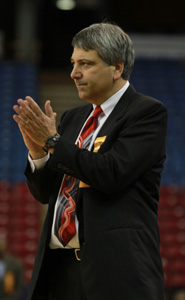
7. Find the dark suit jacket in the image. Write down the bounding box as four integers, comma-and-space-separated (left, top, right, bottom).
25, 85, 168, 300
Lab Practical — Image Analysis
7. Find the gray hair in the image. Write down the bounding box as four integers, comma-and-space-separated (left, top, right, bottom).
72, 22, 135, 80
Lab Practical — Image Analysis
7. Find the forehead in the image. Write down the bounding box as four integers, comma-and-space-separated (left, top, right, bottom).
71, 46, 101, 61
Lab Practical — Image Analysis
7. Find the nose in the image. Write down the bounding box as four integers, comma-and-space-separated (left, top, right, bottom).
70, 66, 83, 80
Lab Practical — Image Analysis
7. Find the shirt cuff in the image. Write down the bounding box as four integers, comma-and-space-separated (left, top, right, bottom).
28, 152, 50, 173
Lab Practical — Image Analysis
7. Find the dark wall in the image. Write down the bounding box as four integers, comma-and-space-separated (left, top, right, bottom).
0, 0, 185, 68
108, 0, 185, 33
38, 3, 102, 69
38, 0, 185, 68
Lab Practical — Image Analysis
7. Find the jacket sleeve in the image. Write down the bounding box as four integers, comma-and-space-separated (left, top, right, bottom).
25, 159, 62, 204
47, 98, 168, 194
24, 111, 71, 204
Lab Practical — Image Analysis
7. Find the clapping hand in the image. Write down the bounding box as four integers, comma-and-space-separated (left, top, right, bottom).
13, 96, 57, 159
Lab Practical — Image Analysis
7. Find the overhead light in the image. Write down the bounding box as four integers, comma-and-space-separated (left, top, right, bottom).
56, 0, 76, 10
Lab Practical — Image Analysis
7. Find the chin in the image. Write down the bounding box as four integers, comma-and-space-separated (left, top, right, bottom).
78, 92, 97, 104
78, 92, 88, 100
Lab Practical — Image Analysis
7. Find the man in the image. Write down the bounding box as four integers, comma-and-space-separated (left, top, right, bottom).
0, 235, 24, 300
13, 22, 167, 300
173, 290, 185, 300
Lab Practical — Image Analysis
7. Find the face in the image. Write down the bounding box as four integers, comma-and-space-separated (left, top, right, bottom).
70, 47, 118, 105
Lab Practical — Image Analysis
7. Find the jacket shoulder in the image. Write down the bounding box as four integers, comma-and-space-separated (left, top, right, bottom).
124, 87, 167, 119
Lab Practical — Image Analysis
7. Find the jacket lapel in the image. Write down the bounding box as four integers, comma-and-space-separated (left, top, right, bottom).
61, 85, 137, 145
97, 84, 137, 137
61, 104, 92, 143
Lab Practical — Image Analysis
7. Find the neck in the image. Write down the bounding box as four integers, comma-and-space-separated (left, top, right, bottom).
95, 79, 128, 105
114, 79, 127, 94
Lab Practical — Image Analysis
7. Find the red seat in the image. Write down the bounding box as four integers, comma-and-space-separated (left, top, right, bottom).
0, 202, 10, 214
0, 182, 41, 285
24, 268, 33, 283
170, 260, 185, 273
160, 232, 185, 246
9, 216, 40, 229
21, 254, 36, 268
8, 203, 40, 217
0, 214, 9, 227
159, 195, 179, 207
165, 273, 185, 287
0, 182, 11, 202
159, 219, 185, 233
9, 228, 40, 243
8, 240, 38, 256
160, 245, 185, 259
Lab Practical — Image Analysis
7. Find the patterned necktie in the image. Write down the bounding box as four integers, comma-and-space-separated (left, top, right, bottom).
55, 106, 103, 246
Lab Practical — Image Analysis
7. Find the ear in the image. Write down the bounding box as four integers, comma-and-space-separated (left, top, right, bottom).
113, 62, 124, 80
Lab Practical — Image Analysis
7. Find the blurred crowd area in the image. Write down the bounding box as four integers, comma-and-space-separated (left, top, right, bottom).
0, 58, 185, 300
0, 1, 185, 299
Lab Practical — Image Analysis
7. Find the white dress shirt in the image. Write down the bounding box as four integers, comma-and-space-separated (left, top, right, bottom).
28, 81, 129, 249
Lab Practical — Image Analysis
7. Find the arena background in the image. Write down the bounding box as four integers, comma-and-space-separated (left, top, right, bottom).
0, 0, 185, 299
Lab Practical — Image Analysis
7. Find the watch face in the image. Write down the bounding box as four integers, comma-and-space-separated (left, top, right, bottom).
47, 137, 56, 147
43, 134, 60, 152
46, 135, 60, 148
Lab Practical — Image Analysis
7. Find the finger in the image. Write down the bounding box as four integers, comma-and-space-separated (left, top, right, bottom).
13, 114, 30, 129
25, 96, 43, 117
17, 98, 42, 123
13, 104, 31, 123
17, 99, 33, 115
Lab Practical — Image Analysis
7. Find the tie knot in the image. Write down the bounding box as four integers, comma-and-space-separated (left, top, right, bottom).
93, 106, 103, 119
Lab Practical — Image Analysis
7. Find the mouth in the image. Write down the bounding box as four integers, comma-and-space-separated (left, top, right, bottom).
76, 82, 87, 88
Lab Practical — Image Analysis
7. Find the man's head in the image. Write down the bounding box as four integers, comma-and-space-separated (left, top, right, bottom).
72, 22, 135, 80
70, 22, 135, 105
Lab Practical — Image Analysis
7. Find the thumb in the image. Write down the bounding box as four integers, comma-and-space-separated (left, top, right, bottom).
45, 100, 55, 118
53, 112, 57, 120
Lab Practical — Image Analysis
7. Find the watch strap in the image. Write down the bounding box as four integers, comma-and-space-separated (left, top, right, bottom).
43, 133, 60, 152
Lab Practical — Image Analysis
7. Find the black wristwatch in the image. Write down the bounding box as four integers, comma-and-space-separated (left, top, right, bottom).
43, 133, 60, 152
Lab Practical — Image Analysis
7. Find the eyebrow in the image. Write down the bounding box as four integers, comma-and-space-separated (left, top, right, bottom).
70, 58, 94, 64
